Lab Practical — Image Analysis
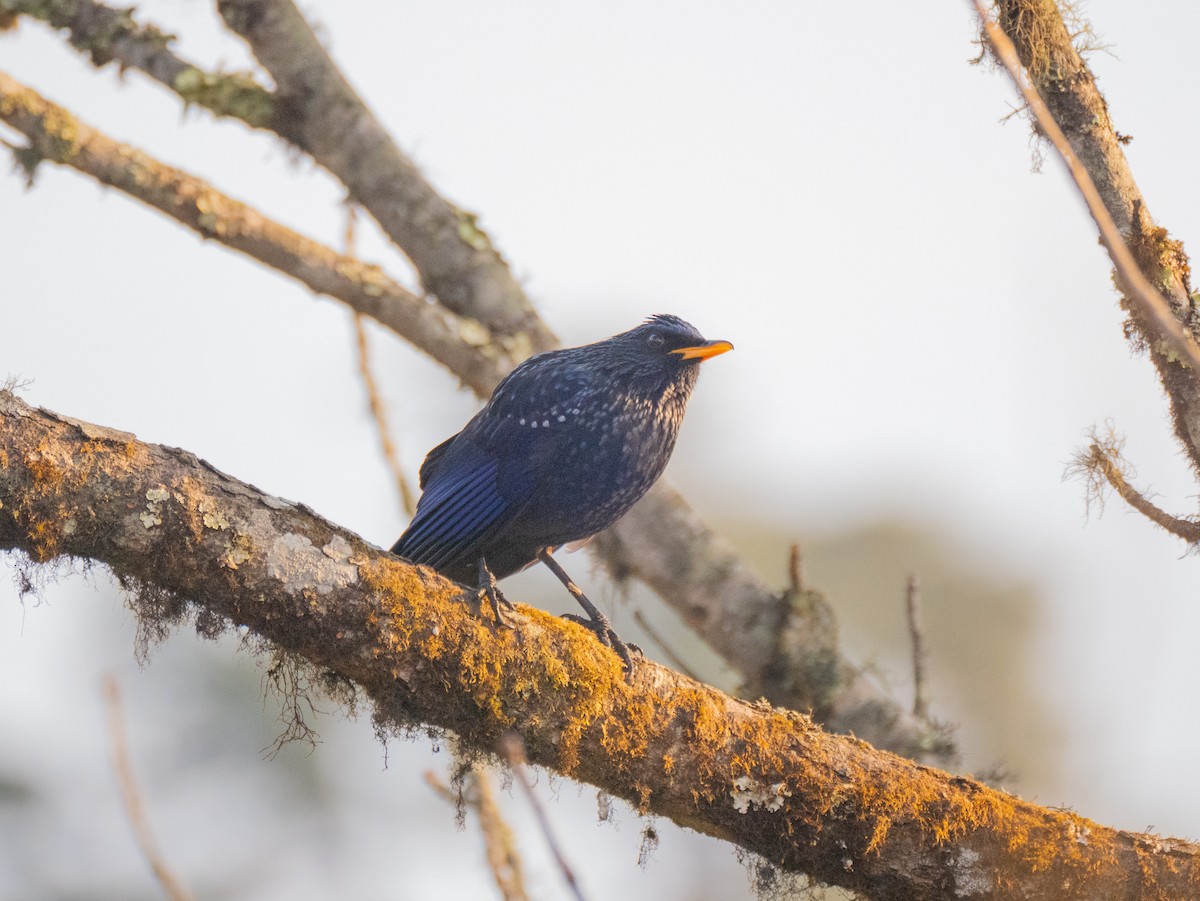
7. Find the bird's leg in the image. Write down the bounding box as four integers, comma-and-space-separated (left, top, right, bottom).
476, 556, 514, 628
537, 549, 634, 672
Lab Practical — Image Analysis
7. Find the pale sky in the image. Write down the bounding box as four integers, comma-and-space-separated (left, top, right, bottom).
4, 2, 1200, 897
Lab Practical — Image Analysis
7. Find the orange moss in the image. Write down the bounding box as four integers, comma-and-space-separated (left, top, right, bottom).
358, 556, 625, 773
355, 552, 1168, 892
19, 437, 85, 560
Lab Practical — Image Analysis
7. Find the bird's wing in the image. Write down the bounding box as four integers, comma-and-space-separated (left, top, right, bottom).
391, 435, 520, 573
394, 360, 599, 574
417, 433, 458, 489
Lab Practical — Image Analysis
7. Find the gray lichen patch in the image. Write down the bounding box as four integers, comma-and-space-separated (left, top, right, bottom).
952, 848, 993, 897
222, 539, 253, 570
198, 496, 230, 531
321, 534, 354, 562
140, 486, 170, 528
731, 775, 791, 813
267, 532, 358, 595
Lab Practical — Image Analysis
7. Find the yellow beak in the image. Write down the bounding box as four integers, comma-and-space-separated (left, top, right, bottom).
671, 339, 734, 361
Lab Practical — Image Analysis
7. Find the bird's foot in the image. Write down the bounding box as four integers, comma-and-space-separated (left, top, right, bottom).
474, 557, 515, 629
470, 583, 514, 629
561, 611, 637, 674
537, 548, 636, 677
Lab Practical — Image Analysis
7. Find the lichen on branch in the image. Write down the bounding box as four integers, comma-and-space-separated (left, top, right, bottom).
2, 390, 1199, 899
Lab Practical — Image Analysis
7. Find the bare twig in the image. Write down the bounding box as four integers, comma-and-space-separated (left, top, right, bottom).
354, 317, 415, 517
102, 676, 193, 901
973, 0, 1200, 374
788, 542, 805, 594
499, 734, 587, 901
474, 766, 530, 901
423, 769, 456, 804
904, 575, 929, 719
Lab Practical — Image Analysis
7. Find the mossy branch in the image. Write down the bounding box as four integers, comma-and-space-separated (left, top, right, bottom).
975, 0, 1200, 376
3, 390, 1200, 900
0, 0, 276, 125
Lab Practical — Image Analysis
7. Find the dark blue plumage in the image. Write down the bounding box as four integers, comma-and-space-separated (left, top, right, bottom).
391, 314, 732, 661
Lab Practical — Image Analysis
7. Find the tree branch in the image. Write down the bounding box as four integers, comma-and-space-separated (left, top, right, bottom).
1, 28, 951, 759
982, 0, 1200, 473
214, 0, 554, 347
1069, 434, 1200, 543
975, 0, 1200, 374
102, 675, 193, 901
0, 70, 520, 397
1, 390, 1197, 899
1, 0, 276, 126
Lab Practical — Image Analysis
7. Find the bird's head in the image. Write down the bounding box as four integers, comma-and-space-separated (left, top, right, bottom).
600, 314, 733, 395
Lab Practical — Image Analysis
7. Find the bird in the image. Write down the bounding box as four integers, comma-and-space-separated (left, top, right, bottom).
390, 314, 733, 669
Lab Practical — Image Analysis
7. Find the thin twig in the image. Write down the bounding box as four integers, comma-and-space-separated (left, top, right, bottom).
499, 733, 588, 901
424, 766, 530, 901
102, 676, 193, 901
343, 201, 417, 517
973, 0, 1200, 372
354, 316, 415, 516
788, 542, 804, 594
474, 766, 530, 901
904, 576, 929, 720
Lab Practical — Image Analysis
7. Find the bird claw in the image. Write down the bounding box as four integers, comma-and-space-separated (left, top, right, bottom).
469, 556, 515, 629
561, 612, 637, 674
475, 583, 515, 629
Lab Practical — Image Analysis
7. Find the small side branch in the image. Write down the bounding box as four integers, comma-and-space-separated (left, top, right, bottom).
905, 575, 929, 719
425, 765, 530, 901
102, 676, 193, 901
353, 314, 415, 516
1070, 433, 1200, 543
631, 609, 698, 681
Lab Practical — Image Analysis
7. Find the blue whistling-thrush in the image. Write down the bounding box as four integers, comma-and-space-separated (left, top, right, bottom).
390, 314, 733, 668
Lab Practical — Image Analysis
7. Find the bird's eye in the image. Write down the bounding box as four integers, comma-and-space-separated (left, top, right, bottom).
647, 333, 664, 349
